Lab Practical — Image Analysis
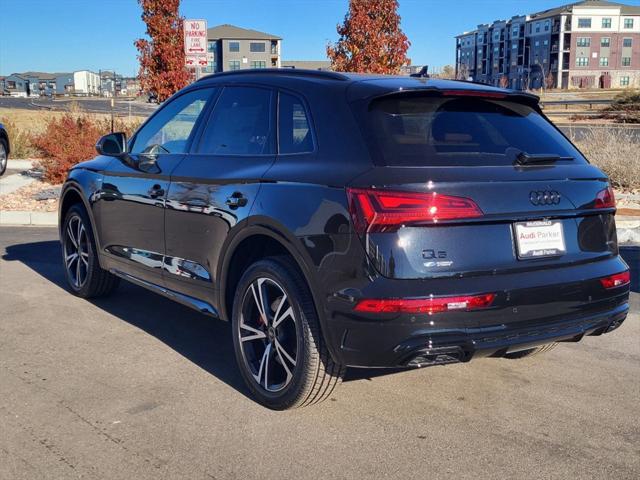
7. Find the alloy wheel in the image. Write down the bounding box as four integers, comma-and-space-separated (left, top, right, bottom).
238, 277, 299, 393
0, 142, 7, 173
63, 215, 89, 289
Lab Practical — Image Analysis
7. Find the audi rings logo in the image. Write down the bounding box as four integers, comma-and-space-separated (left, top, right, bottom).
529, 190, 561, 206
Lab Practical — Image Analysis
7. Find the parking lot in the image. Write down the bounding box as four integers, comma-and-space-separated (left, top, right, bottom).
1, 226, 638, 479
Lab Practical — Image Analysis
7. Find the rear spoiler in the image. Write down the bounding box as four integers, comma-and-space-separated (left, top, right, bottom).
363, 88, 540, 109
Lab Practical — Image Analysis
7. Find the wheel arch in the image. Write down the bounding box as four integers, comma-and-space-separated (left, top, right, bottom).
59, 182, 102, 256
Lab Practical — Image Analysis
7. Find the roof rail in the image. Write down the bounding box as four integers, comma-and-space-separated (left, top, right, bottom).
196, 68, 349, 82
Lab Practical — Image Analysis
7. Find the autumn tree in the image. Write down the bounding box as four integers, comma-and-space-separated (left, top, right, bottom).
327, 0, 410, 74
135, 0, 190, 101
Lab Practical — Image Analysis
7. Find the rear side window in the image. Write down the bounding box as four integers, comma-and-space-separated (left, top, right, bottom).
278, 92, 313, 154
364, 95, 586, 166
198, 86, 274, 155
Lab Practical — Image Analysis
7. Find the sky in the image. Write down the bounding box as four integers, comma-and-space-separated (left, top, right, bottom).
1, 0, 639, 76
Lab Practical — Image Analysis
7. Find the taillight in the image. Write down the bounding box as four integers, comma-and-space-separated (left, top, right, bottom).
594, 186, 615, 209
599, 271, 630, 289
354, 293, 495, 315
346, 188, 483, 234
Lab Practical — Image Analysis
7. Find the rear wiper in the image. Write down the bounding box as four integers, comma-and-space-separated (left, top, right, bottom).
515, 152, 573, 165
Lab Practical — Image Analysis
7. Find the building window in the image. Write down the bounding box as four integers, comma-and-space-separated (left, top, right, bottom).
535, 22, 540, 33
544, 20, 550, 31
622, 57, 631, 67
250, 42, 266, 52
271, 40, 278, 55
601, 37, 610, 47
535, 40, 540, 47
544, 39, 549, 46
207, 41, 217, 53
229, 41, 240, 52
250, 61, 266, 69
576, 57, 589, 66
576, 37, 591, 47
600, 57, 609, 66
229, 60, 240, 70
577, 18, 591, 28
512, 43, 517, 49
623, 18, 633, 29
512, 27, 518, 37
623, 38, 632, 48
620, 76, 630, 86
602, 18, 612, 28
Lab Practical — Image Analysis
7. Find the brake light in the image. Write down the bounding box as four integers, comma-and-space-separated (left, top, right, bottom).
441, 90, 507, 99
594, 186, 615, 209
347, 188, 483, 234
354, 293, 495, 315
599, 271, 630, 289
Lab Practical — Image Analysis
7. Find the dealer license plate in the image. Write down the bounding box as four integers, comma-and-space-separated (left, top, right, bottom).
514, 220, 566, 259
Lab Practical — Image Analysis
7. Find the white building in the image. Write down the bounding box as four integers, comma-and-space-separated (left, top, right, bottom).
73, 70, 100, 95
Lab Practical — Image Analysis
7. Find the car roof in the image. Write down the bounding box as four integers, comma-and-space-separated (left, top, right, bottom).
194, 69, 539, 105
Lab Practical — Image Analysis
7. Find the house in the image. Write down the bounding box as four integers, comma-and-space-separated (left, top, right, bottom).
205, 24, 281, 73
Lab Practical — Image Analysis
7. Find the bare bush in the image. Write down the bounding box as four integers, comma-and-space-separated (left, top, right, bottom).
570, 127, 640, 190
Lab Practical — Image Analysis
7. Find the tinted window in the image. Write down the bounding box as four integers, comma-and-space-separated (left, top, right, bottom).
250, 42, 265, 52
198, 87, 274, 155
131, 88, 212, 154
278, 93, 313, 154
363, 95, 585, 167
229, 41, 239, 52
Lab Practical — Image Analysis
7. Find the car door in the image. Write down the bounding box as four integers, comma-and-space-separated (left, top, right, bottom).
97, 87, 215, 286
163, 85, 277, 302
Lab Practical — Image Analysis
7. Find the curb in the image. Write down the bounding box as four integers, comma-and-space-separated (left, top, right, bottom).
0, 211, 57, 226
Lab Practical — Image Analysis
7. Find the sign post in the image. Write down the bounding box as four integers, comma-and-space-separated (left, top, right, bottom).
184, 19, 208, 80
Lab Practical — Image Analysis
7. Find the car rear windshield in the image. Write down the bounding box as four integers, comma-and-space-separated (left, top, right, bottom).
362, 94, 586, 166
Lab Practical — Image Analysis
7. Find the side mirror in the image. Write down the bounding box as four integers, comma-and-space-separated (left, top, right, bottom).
96, 132, 127, 157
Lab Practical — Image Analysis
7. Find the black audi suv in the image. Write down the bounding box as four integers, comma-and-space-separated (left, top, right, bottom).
59, 70, 631, 409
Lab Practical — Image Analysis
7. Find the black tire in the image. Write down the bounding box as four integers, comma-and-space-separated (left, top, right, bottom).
0, 138, 8, 176
61, 204, 119, 298
503, 342, 557, 359
231, 255, 345, 410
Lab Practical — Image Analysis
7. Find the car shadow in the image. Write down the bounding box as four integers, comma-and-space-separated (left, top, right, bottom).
1, 240, 399, 396
8, 240, 636, 394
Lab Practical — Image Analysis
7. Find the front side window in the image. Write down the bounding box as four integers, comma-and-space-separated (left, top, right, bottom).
229, 41, 240, 52
198, 87, 274, 155
131, 88, 213, 155
620, 76, 630, 86
278, 92, 313, 154
622, 57, 631, 67
250, 61, 266, 68
544, 20, 550, 31
602, 18, 612, 28
576, 57, 589, 67
624, 18, 633, 29
601, 37, 610, 47
600, 57, 609, 66
623, 38, 632, 48
578, 18, 591, 28
229, 60, 240, 71
250, 42, 266, 53
362, 95, 585, 167
577, 37, 591, 47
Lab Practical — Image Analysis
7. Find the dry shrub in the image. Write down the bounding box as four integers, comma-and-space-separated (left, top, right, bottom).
572, 127, 640, 190
32, 113, 141, 184
0, 116, 38, 158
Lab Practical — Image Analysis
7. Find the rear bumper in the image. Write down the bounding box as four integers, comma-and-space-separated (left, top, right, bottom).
332, 300, 628, 368
321, 255, 631, 368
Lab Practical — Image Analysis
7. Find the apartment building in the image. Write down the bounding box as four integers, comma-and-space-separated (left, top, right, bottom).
205, 24, 281, 73
73, 70, 100, 95
455, 0, 640, 89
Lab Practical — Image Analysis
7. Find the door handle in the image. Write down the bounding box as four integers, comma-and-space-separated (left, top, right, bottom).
149, 184, 165, 198
225, 191, 248, 208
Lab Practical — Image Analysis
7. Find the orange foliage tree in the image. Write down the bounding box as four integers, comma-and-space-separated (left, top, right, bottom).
327, 0, 410, 74
135, 0, 190, 102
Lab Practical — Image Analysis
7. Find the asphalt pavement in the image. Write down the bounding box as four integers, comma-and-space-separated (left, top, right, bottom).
0, 226, 638, 479
0, 96, 157, 117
